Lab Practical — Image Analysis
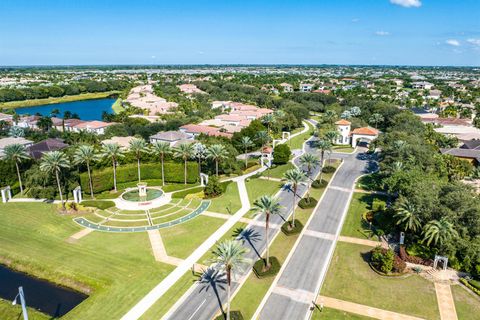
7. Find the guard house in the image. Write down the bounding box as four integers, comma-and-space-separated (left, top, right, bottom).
335, 119, 351, 145
335, 120, 379, 147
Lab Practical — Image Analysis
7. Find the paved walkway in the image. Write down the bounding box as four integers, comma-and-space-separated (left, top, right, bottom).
317, 296, 425, 320
147, 230, 184, 266
435, 283, 458, 320
338, 235, 384, 247
67, 228, 94, 242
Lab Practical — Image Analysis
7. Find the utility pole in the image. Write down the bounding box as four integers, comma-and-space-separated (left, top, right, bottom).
12, 286, 29, 320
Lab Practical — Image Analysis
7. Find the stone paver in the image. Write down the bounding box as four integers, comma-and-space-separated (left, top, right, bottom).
435, 283, 458, 320
67, 228, 94, 242
338, 235, 383, 247
317, 296, 425, 320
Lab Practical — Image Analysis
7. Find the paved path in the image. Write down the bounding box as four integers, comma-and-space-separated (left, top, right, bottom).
256, 149, 375, 320
317, 296, 425, 320
67, 228, 94, 242
338, 235, 383, 247
435, 283, 458, 320
147, 230, 184, 266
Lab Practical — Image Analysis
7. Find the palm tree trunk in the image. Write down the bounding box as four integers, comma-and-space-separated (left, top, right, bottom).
137, 156, 141, 182
215, 159, 219, 176
184, 158, 187, 185
113, 159, 118, 192
55, 171, 65, 209
198, 158, 201, 180
226, 267, 231, 320
161, 156, 165, 186
244, 148, 248, 169
15, 161, 23, 194
86, 162, 94, 199
291, 185, 296, 227
265, 213, 270, 268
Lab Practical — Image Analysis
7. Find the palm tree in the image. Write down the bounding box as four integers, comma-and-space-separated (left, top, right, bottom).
100, 143, 125, 192
299, 153, 320, 177
423, 217, 458, 250
8, 126, 24, 138
210, 240, 250, 320
324, 130, 339, 144
207, 144, 229, 176
369, 113, 384, 129
193, 142, 207, 179
314, 139, 332, 180
39, 151, 70, 209
262, 114, 275, 135
253, 195, 282, 269
2, 144, 29, 194
394, 198, 422, 233
283, 168, 307, 228
323, 110, 337, 125
239, 136, 254, 169
255, 130, 271, 150
151, 141, 172, 186
73, 145, 97, 199
174, 143, 194, 184
129, 138, 149, 182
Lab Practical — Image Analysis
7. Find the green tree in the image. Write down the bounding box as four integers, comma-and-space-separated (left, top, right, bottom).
255, 130, 271, 150
272, 143, 291, 165
423, 218, 458, 250
253, 195, 282, 268
262, 113, 275, 135
369, 113, 384, 129
283, 168, 307, 228
2, 143, 29, 194
100, 143, 125, 192
210, 240, 250, 320
73, 145, 97, 199
207, 144, 229, 176
240, 136, 254, 169
129, 138, 149, 182
324, 130, 339, 144
174, 143, 194, 184
314, 139, 332, 181
394, 197, 422, 233
151, 141, 172, 186
39, 151, 70, 209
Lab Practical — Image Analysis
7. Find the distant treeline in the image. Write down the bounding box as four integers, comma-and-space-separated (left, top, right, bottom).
0, 80, 130, 103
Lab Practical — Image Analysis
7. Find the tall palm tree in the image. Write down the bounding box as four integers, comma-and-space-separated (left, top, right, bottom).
73, 145, 97, 199
369, 113, 384, 129
253, 195, 282, 268
8, 126, 24, 138
129, 138, 149, 182
100, 143, 125, 192
2, 143, 29, 194
207, 144, 229, 176
210, 240, 250, 320
255, 130, 271, 151
394, 198, 422, 233
299, 153, 320, 177
324, 130, 339, 144
193, 142, 207, 179
174, 143, 194, 184
262, 114, 275, 135
39, 151, 70, 209
151, 141, 172, 186
283, 168, 307, 228
314, 139, 332, 180
239, 136, 254, 169
423, 217, 458, 250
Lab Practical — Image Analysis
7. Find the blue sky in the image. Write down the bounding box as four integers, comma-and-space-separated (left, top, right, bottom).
0, 0, 479, 66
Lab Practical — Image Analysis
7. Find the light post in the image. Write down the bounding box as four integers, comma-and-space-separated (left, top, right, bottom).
12, 286, 29, 320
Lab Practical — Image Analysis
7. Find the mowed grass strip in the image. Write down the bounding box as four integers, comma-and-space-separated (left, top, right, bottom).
311, 307, 375, 319
208, 181, 242, 215
321, 242, 440, 320
262, 162, 294, 179
451, 284, 480, 320
246, 178, 284, 207
0, 202, 175, 320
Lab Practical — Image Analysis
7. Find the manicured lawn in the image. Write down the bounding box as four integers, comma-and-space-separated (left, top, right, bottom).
355, 173, 382, 191
321, 242, 440, 320
262, 162, 295, 179
452, 284, 480, 320
311, 307, 374, 319
159, 215, 225, 259
0, 298, 50, 320
245, 178, 284, 207
332, 145, 355, 153
0, 91, 120, 109
208, 181, 242, 214
341, 192, 387, 240
112, 97, 125, 113
0, 202, 175, 320
289, 121, 314, 150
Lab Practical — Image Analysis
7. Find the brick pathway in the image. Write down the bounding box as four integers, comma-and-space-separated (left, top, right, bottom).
435, 283, 458, 320
67, 228, 94, 242
147, 230, 183, 266
317, 296, 425, 320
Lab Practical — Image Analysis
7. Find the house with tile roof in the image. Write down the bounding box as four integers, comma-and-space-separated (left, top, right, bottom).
335, 119, 379, 147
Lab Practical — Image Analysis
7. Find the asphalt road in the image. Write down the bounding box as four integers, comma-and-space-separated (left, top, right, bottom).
164, 140, 323, 320
257, 149, 375, 320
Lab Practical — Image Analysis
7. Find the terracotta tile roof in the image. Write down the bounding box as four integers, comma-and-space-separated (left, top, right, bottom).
335, 119, 351, 125
351, 127, 379, 136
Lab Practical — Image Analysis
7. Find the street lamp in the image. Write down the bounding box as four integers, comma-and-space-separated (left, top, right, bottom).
12, 286, 29, 320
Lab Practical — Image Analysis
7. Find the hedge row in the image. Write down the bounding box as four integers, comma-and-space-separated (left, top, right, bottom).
80, 162, 198, 193
460, 278, 480, 296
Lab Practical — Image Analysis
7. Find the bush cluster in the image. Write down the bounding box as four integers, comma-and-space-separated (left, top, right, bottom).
322, 166, 336, 173
214, 311, 244, 320
81, 161, 198, 193
204, 176, 225, 198
29, 186, 56, 199
460, 278, 480, 296
371, 246, 394, 274
298, 197, 317, 209
372, 198, 386, 212
311, 179, 327, 189
253, 257, 281, 278
272, 144, 291, 165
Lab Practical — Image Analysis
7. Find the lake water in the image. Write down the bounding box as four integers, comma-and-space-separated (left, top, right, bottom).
0, 264, 88, 317
15, 98, 115, 120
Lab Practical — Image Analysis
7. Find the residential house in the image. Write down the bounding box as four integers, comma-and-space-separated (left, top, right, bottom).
149, 131, 191, 146
299, 83, 314, 92
412, 81, 434, 90
279, 83, 293, 92
101, 136, 135, 149
73, 120, 115, 135
27, 138, 69, 160
0, 137, 33, 157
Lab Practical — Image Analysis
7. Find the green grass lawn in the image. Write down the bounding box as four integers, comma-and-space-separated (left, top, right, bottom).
0, 298, 51, 320
341, 192, 387, 240
112, 97, 125, 113
0, 91, 120, 109
0, 202, 176, 320
208, 181, 242, 214
452, 284, 480, 320
245, 178, 283, 207
332, 145, 355, 153
321, 242, 440, 320
262, 162, 295, 179
288, 121, 314, 150
311, 307, 374, 319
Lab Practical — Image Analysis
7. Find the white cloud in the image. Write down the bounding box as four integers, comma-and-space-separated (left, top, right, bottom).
151, 55, 156, 59
375, 31, 390, 36
445, 39, 461, 47
352, 18, 360, 23
390, 0, 422, 8
467, 38, 480, 46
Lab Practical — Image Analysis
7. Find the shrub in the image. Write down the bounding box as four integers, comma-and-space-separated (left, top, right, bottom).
172, 186, 204, 199
204, 176, 223, 198
273, 144, 291, 165
393, 255, 407, 273
29, 186, 56, 199
298, 197, 317, 209
281, 220, 304, 236
460, 278, 480, 297
322, 165, 336, 173
311, 179, 327, 189
81, 200, 115, 210
81, 161, 198, 193
214, 311, 244, 320
253, 257, 281, 278
371, 246, 394, 274
469, 279, 480, 291
372, 198, 386, 212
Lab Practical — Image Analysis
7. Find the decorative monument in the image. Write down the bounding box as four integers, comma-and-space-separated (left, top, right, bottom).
73, 186, 83, 204
1, 186, 12, 203
200, 173, 209, 187
137, 182, 148, 199
433, 255, 448, 271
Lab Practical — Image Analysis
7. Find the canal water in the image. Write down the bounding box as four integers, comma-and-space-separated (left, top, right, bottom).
15, 98, 115, 120
0, 264, 88, 317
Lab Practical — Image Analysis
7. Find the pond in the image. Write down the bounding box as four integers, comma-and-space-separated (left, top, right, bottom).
0, 264, 88, 318
15, 98, 115, 121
